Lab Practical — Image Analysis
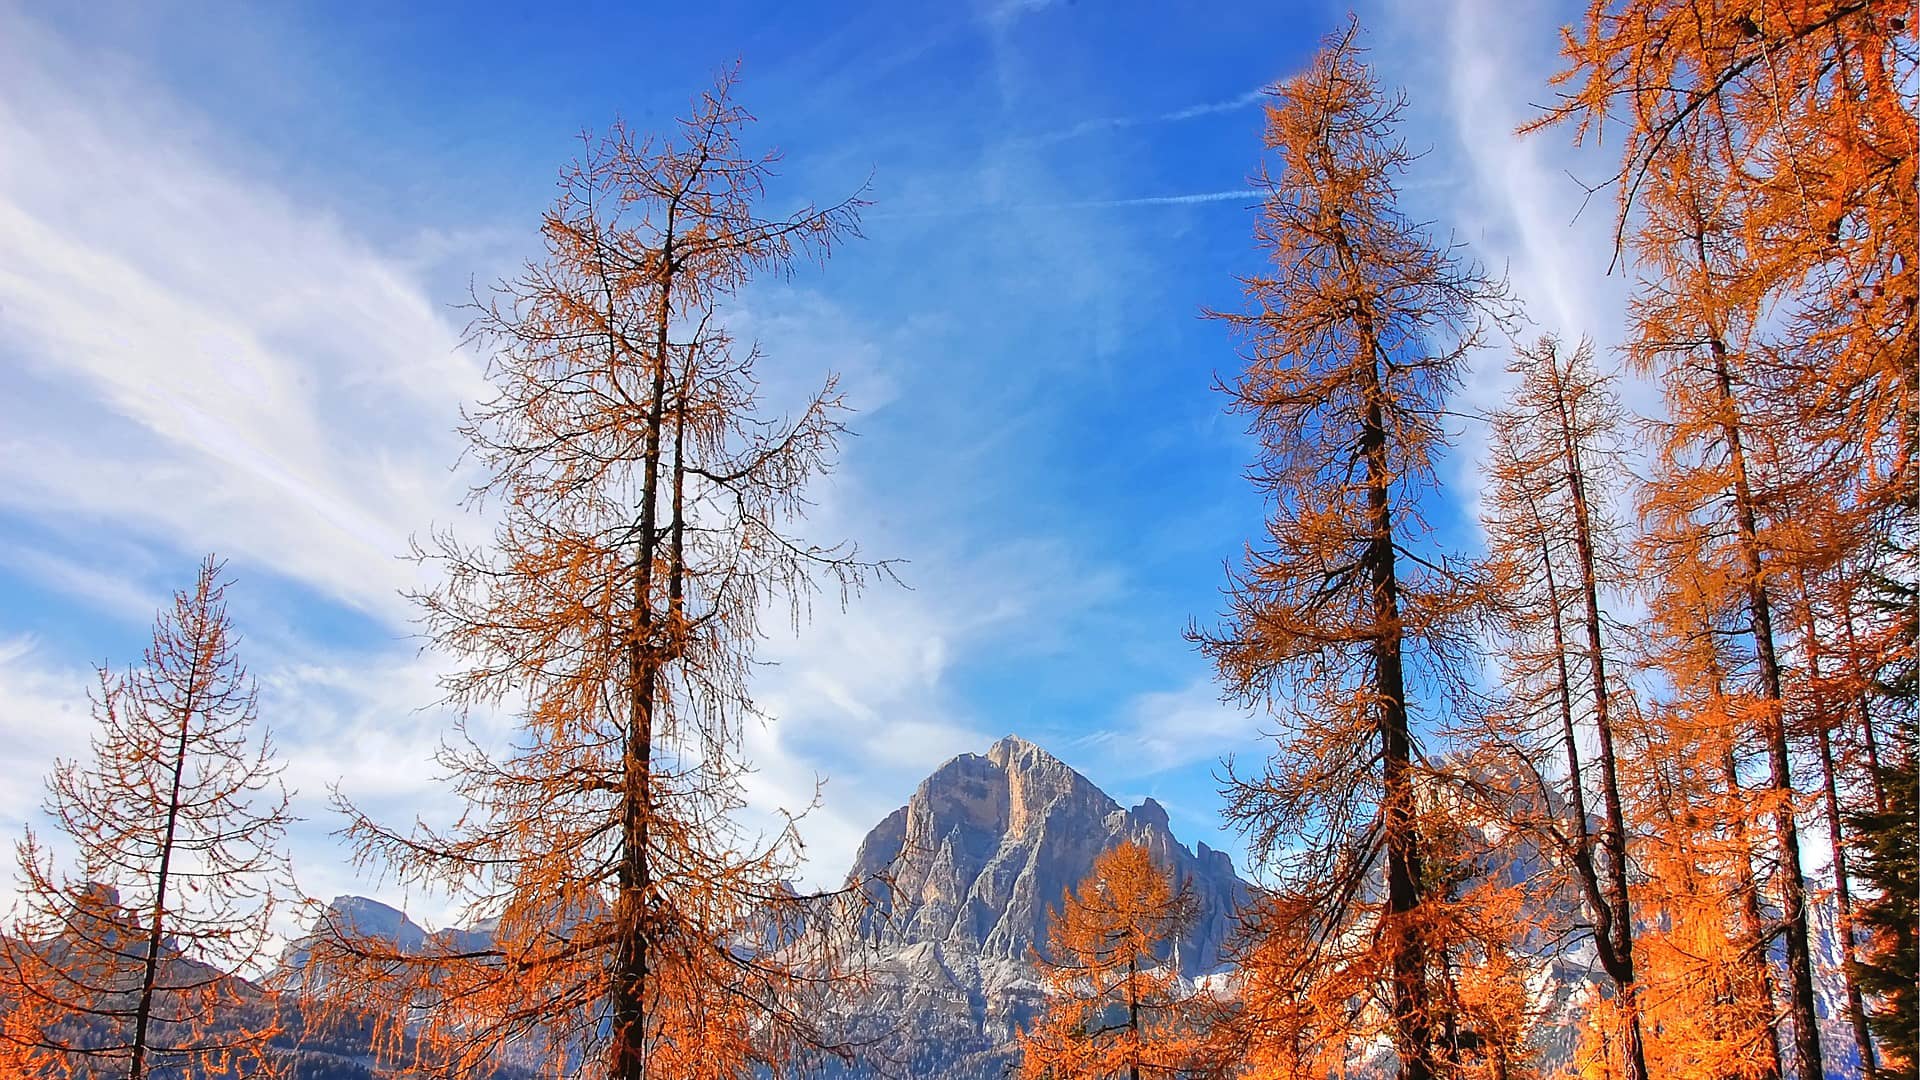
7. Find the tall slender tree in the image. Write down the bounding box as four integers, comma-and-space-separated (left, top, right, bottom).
1533, 14, 1917, 1069
1786, 560, 1878, 1074
1627, 142, 1825, 1080
1846, 549, 1918, 1079
307, 72, 886, 1080
1197, 21, 1509, 1079
1473, 335, 1649, 1080
0, 556, 295, 1080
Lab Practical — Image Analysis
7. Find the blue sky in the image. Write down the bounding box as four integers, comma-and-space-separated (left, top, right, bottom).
0, 0, 1643, 926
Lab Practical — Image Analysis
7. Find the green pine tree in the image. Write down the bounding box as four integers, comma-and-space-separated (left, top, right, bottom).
1849, 557, 1918, 1080
1849, 749, 1917, 1080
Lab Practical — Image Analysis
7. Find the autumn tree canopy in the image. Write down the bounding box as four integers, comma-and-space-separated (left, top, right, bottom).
306, 71, 889, 1080
1529, 6, 1918, 1077
1198, 19, 1510, 1080
1018, 841, 1210, 1080
0, 556, 295, 1080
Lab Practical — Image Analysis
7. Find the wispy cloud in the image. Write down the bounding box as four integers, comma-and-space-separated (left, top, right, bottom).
1068, 188, 1262, 209
1165, 89, 1270, 122
872, 187, 1259, 221
0, 638, 95, 864
0, 546, 169, 626
1080, 678, 1263, 780
0, 15, 483, 627
0, 12, 499, 936
1354, 0, 1648, 538
982, 0, 1061, 29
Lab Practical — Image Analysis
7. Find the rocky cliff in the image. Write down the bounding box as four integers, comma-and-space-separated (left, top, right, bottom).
830, 735, 1251, 1078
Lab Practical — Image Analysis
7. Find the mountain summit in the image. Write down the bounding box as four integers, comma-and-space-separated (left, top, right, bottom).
850, 735, 1245, 974
833, 735, 1249, 1078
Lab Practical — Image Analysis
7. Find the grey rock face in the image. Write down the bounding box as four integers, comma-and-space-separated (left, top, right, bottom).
277, 895, 433, 975
834, 735, 1251, 1078
852, 735, 1247, 975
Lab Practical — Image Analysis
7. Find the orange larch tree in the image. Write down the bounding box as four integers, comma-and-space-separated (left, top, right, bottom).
1624, 140, 1826, 1080
1620, 550, 1786, 1080
307, 72, 887, 1080
1197, 21, 1510, 1080
1471, 335, 1649, 1080
1535, 0, 1915, 536
1017, 842, 1212, 1080
1784, 547, 1881, 1072
0, 556, 295, 1080
1532, 13, 1918, 1069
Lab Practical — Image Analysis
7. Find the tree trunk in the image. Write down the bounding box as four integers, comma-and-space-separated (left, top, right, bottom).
131, 628, 206, 1080
1128, 953, 1141, 1080
1719, 738, 1787, 1080
1363, 357, 1430, 1080
612, 203, 678, 1080
1551, 362, 1650, 1080
1705, 330, 1823, 1080
1329, 200, 1431, 1080
1801, 597, 1877, 1075
1838, 601, 1887, 813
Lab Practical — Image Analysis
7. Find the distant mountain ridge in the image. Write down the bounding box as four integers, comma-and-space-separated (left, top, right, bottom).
275, 736, 1250, 1078
254, 736, 1863, 1077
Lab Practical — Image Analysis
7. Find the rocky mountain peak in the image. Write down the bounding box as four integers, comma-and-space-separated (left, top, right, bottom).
1127, 796, 1171, 829
850, 737, 1247, 975
277, 895, 430, 975
833, 736, 1252, 1078
982, 733, 1047, 769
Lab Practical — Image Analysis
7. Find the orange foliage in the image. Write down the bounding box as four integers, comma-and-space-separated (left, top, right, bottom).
0, 956, 68, 1078
306, 71, 886, 1080
1624, 148, 1830, 1080
1533, 14, 1917, 1068
1018, 842, 1214, 1080
1622, 549, 1787, 1080
1598, 718, 1781, 1080
1537, 0, 1915, 527
1222, 797, 1543, 1080
0, 557, 294, 1080
1421, 804, 1546, 1080
1472, 335, 1650, 1080
1198, 19, 1511, 1080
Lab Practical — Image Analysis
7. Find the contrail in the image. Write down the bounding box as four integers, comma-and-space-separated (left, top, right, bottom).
1063, 188, 1259, 209
1019, 88, 1269, 148
1161, 89, 1268, 122
869, 188, 1260, 221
